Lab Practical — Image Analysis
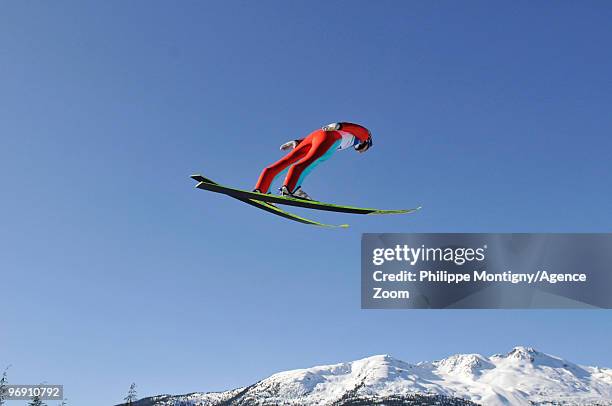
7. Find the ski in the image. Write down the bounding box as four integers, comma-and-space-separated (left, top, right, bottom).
191, 174, 420, 215
191, 175, 349, 228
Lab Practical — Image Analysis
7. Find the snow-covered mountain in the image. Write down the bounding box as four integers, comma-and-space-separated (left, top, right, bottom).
132, 347, 612, 406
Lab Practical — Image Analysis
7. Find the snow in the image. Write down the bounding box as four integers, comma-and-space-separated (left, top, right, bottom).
147, 347, 612, 406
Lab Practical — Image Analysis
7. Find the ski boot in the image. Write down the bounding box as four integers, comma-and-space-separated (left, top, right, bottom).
280, 185, 313, 201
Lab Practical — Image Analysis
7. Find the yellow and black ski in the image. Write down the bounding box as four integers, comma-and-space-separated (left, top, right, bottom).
191, 174, 420, 215
191, 175, 349, 228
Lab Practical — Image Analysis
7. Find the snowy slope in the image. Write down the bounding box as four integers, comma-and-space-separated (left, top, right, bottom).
133, 347, 612, 406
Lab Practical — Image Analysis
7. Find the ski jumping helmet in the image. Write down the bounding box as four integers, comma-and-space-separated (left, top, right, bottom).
355, 132, 373, 152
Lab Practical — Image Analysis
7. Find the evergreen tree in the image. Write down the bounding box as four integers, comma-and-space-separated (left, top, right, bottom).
28, 394, 46, 406
0, 366, 9, 406
124, 383, 137, 405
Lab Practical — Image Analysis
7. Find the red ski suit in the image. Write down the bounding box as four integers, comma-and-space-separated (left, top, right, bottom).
255, 122, 371, 193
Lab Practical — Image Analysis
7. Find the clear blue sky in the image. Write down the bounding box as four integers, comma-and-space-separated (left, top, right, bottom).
1, 1, 611, 405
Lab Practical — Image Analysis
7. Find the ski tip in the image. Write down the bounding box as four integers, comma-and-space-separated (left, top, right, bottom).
368, 206, 422, 215
191, 173, 218, 186
402, 206, 423, 214
401, 205, 423, 213
312, 222, 349, 228
401, 206, 422, 214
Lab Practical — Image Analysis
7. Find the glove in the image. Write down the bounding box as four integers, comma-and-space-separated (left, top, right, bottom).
322, 122, 341, 132
280, 140, 298, 151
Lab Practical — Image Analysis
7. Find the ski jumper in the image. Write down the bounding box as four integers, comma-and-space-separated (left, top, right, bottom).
255, 122, 371, 194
